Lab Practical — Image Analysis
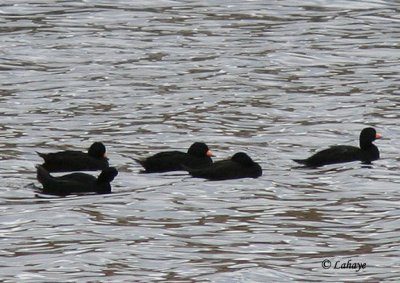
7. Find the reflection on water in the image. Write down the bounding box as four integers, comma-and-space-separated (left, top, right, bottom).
1, 0, 400, 282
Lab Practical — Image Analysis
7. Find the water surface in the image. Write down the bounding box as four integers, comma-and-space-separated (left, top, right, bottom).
1, 0, 400, 282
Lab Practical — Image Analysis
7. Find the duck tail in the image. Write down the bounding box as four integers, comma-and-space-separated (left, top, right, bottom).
36, 151, 46, 159
293, 159, 307, 165
133, 158, 145, 166
36, 165, 51, 184
133, 158, 149, 173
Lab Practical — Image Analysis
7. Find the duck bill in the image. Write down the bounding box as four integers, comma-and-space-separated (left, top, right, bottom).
375, 133, 382, 139
206, 150, 214, 157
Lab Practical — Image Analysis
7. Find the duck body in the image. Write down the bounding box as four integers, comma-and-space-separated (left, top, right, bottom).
136, 142, 213, 173
185, 152, 262, 180
36, 165, 118, 196
293, 127, 381, 167
37, 142, 109, 172
293, 145, 379, 167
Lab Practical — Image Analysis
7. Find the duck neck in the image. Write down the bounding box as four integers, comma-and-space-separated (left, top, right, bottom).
96, 182, 111, 194
360, 140, 373, 150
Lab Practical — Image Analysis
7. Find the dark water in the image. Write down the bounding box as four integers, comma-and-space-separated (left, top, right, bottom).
1, 0, 400, 282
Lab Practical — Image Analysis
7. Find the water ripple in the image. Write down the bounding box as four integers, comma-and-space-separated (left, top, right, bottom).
1, 0, 400, 282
